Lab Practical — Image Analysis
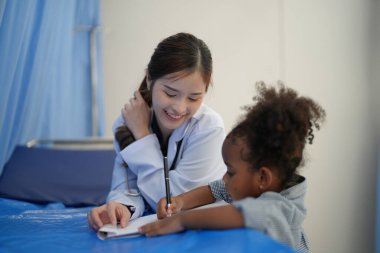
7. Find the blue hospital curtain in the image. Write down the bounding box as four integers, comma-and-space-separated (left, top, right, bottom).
0, 0, 105, 175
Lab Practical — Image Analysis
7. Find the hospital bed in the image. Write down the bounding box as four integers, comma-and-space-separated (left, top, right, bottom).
0, 139, 295, 253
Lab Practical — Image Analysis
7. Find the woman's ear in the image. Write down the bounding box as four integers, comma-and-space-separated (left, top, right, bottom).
145, 72, 152, 90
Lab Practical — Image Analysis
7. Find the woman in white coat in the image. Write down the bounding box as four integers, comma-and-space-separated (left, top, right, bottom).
88, 33, 226, 230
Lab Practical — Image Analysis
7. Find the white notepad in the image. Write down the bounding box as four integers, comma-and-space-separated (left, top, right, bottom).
96, 201, 228, 240
97, 214, 157, 240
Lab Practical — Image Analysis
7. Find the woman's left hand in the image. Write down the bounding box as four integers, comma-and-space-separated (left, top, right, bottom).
138, 215, 185, 237
122, 90, 151, 140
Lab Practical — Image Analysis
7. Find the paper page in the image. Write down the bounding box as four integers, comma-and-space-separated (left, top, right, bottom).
97, 214, 157, 240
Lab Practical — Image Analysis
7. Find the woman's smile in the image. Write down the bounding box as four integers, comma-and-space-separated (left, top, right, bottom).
164, 110, 187, 121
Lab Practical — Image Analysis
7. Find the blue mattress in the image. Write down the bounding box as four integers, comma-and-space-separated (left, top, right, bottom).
0, 197, 295, 253
0, 145, 295, 252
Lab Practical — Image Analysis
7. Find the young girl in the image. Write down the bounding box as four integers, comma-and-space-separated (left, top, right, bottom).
139, 82, 326, 253
88, 33, 226, 230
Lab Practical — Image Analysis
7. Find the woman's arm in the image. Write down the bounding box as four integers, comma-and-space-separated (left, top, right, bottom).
106, 116, 146, 218
139, 205, 245, 236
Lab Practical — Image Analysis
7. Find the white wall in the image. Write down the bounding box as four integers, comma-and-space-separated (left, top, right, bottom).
100, 0, 282, 134
100, 1, 378, 252
282, 1, 377, 252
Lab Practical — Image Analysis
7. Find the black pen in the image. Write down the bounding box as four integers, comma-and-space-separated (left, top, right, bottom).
163, 156, 171, 210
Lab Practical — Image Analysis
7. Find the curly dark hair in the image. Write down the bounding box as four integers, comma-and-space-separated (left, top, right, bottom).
229, 81, 326, 186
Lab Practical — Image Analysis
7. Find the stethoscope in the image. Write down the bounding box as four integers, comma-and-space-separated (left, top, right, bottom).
125, 186, 140, 196
123, 163, 141, 196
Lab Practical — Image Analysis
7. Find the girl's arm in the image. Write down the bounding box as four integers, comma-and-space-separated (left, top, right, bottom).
179, 185, 216, 210
157, 185, 216, 218
139, 205, 244, 236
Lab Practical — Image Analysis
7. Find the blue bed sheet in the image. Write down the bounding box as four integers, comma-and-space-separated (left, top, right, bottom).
0, 197, 295, 253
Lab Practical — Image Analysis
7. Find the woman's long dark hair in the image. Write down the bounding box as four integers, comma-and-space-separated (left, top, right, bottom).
115, 33, 213, 150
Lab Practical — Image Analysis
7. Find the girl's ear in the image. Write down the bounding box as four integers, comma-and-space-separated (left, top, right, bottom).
257, 166, 273, 191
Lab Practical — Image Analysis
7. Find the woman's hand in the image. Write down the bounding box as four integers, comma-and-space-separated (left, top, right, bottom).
139, 215, 185, 237
156, 196, 184, 219
87, 201, 132, 231
121, 90, 151, 140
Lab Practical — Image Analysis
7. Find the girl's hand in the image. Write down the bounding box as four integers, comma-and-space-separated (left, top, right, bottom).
121, 90, 151, 140
139, 215, 184, 237
87, 201, 132, 231
156, 196, 184, 219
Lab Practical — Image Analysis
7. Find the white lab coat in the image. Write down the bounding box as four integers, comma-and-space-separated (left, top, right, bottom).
107, 104, 227, 219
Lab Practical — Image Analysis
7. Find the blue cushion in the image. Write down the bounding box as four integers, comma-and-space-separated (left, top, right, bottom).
0, 146, 115, 206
